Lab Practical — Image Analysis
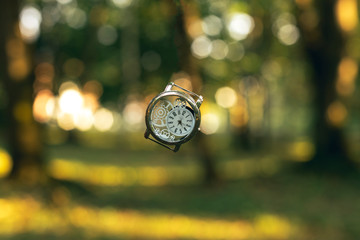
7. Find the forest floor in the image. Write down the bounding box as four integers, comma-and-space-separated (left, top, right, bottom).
1, 144, 360, 240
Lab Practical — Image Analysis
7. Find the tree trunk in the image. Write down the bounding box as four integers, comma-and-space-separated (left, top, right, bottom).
297, 0, 355, 173
171, 0, 218, 185
0, 0, 44, 183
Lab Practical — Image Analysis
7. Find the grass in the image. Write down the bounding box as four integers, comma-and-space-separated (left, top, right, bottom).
1, 144, 360, 239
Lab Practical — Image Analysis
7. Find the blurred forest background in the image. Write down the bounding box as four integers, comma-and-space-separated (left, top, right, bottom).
1, 0, 360, 239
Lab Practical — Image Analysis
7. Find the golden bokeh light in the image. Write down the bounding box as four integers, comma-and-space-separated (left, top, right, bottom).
82, 92, 100, 112
227, 13, 254, 41
74, 108, 94, 131
57, 112, 76, 131
202, 15, 223, 36
59, 81, 80, 94
201, 113, 220, 135
187, 18, 203, 39
215, 86, 238, 108
93, 108, 114, 132
0, 149, 12, 178
326, 101, 347, 127
33, 80, 109, 132
336, 0, 358, 32
45, 98, 56, 118
171, 72, 193, 92
199, 101, 226, 135
173, 77, 193, 92
277, 24, 300, 46
230, 104, 249, 128
19, 6, 42, 42
338, 57, 358, 82
59, 89, 84, 115
336, 57, 358, 96
123, 101, 145, 131
210, 39, 229, 60
33, 90, 55, 123
8, 58, 30, 81
191, 35, 212, 59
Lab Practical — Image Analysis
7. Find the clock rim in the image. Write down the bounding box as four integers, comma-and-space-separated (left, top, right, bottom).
145, 90, 201, 145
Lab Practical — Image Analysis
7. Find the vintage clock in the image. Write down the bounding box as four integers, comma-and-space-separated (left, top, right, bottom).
144, 82, 203, 152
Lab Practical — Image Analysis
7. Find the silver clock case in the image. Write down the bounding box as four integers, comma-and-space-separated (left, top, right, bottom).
145, 90, 201, 152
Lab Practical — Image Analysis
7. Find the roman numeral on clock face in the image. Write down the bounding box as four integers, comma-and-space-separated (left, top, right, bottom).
165, 107, 195, 137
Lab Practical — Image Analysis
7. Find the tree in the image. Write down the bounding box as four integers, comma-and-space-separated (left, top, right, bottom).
171, 0, 218, 184
0, 0, 44, 182
296, 0, 356, 173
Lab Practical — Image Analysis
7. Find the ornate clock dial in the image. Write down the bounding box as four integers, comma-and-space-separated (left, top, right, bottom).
145, 82, 203, 152
166, 107, 195, 137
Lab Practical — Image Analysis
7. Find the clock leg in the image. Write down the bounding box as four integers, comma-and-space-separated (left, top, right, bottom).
173, 144, 181, 152
144, 129, 151, 139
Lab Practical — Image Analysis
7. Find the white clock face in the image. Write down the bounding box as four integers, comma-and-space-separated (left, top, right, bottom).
149, 97, 196, 143
166, 107, 195, 137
